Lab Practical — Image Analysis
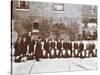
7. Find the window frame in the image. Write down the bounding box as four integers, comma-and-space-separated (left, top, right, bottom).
16, 0, 29, 11
53, 3, 64, 13
90, 5, 96, 13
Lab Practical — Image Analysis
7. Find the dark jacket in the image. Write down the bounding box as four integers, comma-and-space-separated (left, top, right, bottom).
69, 42, 72, 50
44, 41, 50, 51
50, 41, 55, 49
14, 42, 22, 56
29, 40, 35, 53
63, 42, 67, 49
74, 42, 78, 49
79, 43, 84, 51
57, 41, 62, 50
26, 36, 31, 45
35, 41, 42, 58
21, 40, 28, 55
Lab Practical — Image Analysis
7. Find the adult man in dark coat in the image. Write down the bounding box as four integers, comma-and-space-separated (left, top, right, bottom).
35, 37, 42, 61
29, 36, 35, 55
26, 31, 31, 54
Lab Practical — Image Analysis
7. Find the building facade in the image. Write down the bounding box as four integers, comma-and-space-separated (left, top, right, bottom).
11, 1, 97, 41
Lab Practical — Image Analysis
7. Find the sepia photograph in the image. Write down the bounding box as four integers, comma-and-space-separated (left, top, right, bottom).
11, 0, 97, 75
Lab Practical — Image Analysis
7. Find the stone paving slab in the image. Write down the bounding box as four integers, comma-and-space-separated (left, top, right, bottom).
12, 58, 97, 75
12, 60, 35, 75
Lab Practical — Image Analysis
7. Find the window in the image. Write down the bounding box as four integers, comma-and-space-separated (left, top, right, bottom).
90, 5, 96, 13
34, 23, 39, 29
16, 0, 29, 9
53, 3, 64, 11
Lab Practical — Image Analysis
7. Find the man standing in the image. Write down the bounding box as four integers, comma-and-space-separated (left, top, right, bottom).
29, 36, 35, 55
35, 37, 42, 61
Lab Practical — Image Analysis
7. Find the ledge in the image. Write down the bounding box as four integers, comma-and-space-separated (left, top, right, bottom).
16, 9, 30, 11
53, 11, 65, 14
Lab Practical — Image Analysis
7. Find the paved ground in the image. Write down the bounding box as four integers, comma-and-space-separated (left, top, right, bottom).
12, 58, 97, 75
